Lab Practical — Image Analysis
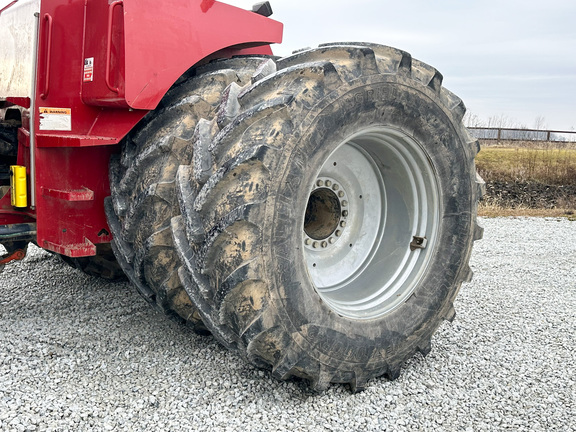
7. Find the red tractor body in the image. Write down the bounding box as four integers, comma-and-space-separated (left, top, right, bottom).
1, 0, 282, 257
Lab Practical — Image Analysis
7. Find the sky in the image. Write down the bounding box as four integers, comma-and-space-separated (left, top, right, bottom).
223, 0, 575, 131
2, 0, 574, 130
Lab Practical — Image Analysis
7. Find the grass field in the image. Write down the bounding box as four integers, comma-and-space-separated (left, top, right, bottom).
475, 141, 576, 218
476, 146, 576, 185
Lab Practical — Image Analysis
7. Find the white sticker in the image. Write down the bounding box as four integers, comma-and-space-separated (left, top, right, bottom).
39, 107, 72, 131
83, 57, 94, 82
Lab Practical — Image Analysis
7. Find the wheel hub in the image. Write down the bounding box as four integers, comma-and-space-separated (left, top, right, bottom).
304, 177, 349, 250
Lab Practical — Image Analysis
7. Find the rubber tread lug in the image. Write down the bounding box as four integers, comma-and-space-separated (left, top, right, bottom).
192, 119, 217, 185
418, 340, 433, 357
251, 58, 277, 84
443, 303, 457, 323
195, 145, 272, 214
386, 364, 402, 381
441, 88, 466, 122
175, 165, 205, 244
349, 372, 368, 393
463, 265, 474, 283
217, 82, 243, 130
412, 59, 443, 93
311, 366, 333, 392
219, 279, 267, 337
271, 349, 302, 381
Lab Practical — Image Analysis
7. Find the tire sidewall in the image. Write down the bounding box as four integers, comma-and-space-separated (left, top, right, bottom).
266, 74, 476, 370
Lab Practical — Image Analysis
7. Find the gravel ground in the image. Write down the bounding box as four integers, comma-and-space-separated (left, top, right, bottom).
0, 217, 574, 431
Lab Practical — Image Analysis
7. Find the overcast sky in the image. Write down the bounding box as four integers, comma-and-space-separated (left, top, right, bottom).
225, 0, 575, 131
2, 0, 574, 130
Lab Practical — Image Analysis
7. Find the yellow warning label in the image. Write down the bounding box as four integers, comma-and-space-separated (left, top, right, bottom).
39, 107, 72, 131
39, 108, 71, 115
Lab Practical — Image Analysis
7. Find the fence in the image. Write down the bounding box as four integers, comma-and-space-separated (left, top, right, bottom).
468, 127, 576, 143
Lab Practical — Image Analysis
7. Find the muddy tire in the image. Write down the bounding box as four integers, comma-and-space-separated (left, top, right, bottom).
105, 57, 270, 329
58, 244, 126, 281
172, 43, 484, 391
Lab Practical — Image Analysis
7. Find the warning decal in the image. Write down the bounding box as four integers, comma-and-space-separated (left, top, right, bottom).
83, 57, 94, 82
39, 107, 72, 131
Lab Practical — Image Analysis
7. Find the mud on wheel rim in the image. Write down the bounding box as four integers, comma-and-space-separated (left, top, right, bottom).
303, 127, 440, 319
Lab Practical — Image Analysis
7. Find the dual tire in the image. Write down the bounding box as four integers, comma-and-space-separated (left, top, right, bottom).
109, 44, 484, 391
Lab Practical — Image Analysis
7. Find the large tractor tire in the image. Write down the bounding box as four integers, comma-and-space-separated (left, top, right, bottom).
58, 244, 125, 281
172, 43, 484, 391
105, 57, 270, 329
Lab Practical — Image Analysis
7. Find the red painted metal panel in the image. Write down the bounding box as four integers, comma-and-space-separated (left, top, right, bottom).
35, 145, 116, 251
121, 0, 283, 109
81, 0, 283, 110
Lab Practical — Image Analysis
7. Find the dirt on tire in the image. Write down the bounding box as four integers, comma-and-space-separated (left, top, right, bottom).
105, 57, 270, 331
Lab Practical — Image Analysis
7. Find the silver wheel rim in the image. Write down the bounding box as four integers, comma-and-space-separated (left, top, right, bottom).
303, 127, 440, 319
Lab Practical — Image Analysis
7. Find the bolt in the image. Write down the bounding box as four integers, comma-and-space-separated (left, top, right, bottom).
312, 241, 318, 248
342, 200, 348, 207
342, 210, 348, 217
332, 184, 339, 191
338, 191, 345, 197
316, 180, 324, 187
340, 221, 346, 228
305, 238, 311, 245
335, 230, 342, 237
321, 241, 328, 248
329, 237, 335, 244
325, 180, 332, 187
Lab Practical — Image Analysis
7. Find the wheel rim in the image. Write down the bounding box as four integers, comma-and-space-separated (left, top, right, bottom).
303, 127, 440, 319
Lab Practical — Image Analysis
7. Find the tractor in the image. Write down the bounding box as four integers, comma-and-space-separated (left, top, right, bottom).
0, 0, 483, 391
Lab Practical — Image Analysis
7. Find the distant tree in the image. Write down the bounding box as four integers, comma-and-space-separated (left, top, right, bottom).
463, 112, 485, 128
486, 114, 514, 129
533, 116, 547, 130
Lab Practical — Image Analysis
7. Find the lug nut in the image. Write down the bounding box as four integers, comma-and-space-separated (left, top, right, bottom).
332, 184, 339, 191
335, 230, 342, 237
340, 221, 346, 228
329, 237, 335, 244
338, 191, 345, 197
321, 241, 328, 248
305, 238, 311, 245
316, 180, 324, 187
342, 200, 348, 207
325, 180, 332, 187
342, 210, 348, 217
312, 241, 318, 248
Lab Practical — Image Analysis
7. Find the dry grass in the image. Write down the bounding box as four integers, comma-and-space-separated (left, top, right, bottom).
476, 146, 576, 185
476, 141, 576, 218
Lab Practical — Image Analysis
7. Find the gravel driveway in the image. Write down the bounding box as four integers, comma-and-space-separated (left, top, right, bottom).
1, 217, 574, 431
